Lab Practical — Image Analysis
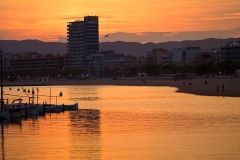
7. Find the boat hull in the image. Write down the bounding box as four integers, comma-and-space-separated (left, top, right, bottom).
27, 107, 39, 115
63, 103, 78, 111
45, 105, 63, 113
9, 108, 22, 118
0, 110, 10, 120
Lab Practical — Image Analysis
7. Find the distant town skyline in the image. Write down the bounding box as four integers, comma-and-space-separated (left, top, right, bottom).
0, 0, 240, 43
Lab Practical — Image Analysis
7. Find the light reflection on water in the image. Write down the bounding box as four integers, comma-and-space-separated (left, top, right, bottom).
1, 85, 240, 160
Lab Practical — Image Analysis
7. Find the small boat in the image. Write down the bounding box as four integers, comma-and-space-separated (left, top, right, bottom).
7, 99, 24, 118
63, 103, 78, 111
0, 109, 10, 120
37, 104, 44, 114
1, 103, 22, 119
8, 99, 39, 117
27, 105, 39, 115
45, 104, 63, 113
9, 108, 22, 118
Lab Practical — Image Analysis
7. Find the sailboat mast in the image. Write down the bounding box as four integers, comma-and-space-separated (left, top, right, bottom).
0, 49, 3, 110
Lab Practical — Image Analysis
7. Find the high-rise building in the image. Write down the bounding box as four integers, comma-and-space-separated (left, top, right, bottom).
67, 16, 99, 70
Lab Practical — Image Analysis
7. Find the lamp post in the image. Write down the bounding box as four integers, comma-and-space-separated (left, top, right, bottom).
36, 87, 39, 107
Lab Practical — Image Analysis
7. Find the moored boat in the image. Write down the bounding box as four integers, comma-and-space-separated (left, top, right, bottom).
9, 108, 22, 118
0, 109, 10, 120
63, 103, 78, 111
37, 104, 44, 114
7, 99, 39, 117
45, 104, 63, 113
27, 105, 39, 115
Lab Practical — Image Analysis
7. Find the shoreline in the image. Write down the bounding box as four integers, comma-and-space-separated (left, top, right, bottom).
3, 77, 240, 97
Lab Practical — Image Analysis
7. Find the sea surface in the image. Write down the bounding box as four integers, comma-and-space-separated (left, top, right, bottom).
1, 85, 240, 160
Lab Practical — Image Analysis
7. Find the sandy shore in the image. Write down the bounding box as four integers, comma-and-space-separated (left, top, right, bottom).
3, 77, 240, 97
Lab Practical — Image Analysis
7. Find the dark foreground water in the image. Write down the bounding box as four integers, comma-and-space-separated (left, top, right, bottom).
1, 85, 240, 160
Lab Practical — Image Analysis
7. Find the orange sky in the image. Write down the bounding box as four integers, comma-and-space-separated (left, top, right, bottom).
0, 0, 240, 42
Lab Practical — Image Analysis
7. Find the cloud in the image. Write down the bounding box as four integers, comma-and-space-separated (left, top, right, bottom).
101, 20, 130, 23
233, 27, 240, 32
99, 30, 240, 43
202, 15, 240, 21
223, 12, 240, 16
99, 16, 114, 19
1, 29, 240, 43
60, 17, 84, 20
22, 20, 38, 24
58, 36, 67, 43
164, 32, 178, 37
136, 32, 148, 36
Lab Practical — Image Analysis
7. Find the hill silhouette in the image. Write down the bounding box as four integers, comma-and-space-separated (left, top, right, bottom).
1, 38, 240, 57
0, 39, 67, 54
100, 38, 240, 56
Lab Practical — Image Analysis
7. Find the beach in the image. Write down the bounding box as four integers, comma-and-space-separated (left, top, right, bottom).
4, 77, 240, 97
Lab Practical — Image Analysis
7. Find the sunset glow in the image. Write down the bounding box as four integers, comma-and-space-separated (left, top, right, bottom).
0, 0, 240, 42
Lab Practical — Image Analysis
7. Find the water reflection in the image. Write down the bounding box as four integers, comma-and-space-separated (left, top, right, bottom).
69, 109, 100, 133
70, 97, 100, 101
1, 125, 5, 160
0, 119, 10, 125
10, 118, 22, 125
1, 85, 240, 159
69, 109, 101, 159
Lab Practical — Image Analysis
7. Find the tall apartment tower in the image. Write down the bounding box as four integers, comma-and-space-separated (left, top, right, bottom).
67, 16, 99, 69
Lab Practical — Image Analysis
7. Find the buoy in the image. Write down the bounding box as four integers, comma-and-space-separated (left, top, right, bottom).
59, 91, 63, 97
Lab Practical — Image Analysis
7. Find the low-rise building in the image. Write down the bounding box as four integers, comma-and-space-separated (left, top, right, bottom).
10, 52, 66, 71
172, 47, 202, 65
136, 56, 147, 67
147, 48, 172, 65
1, 52, 12, 71
220, 41, 240, 62
101, 50, 137, 76
86, 53, 104, 77
193, 49, 220, 64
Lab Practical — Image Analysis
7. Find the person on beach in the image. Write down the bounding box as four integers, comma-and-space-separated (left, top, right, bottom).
221, 84, 224, 92
217, 84, 219, 92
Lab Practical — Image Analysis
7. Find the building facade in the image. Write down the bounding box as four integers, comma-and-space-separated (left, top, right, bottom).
67, 16, 99, 70
9, 52, 66, 71
220, 41, 240, 62
101, 50, 137, 76
172, 47, 202, 65
147, 48, 172, 65
86, 53, 104, 77
1, 52, 12, 71
193, 49, 220, 64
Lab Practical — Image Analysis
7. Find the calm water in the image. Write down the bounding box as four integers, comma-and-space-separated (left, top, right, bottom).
1, 85, 240, 160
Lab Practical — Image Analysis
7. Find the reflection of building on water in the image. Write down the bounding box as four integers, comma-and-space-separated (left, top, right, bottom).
69, 109, 101, 159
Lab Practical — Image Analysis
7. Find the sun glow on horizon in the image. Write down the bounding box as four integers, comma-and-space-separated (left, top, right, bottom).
0, 0, 240, 42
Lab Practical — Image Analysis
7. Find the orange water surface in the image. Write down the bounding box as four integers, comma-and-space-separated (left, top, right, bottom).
1, 85, 240, 160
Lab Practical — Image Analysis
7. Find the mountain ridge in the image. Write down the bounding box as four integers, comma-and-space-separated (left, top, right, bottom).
1, 38, 240, 57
